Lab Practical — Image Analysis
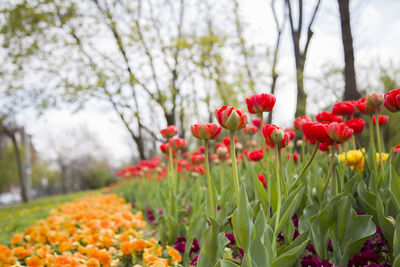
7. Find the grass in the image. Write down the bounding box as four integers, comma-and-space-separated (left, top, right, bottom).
0, 190, 98, 245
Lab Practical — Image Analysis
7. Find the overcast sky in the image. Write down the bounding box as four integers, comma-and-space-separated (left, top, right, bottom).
17, 0, 400, 165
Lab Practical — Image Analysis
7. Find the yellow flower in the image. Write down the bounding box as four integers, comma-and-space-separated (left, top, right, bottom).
338, 149, 365, 172
376, 153, 389, 167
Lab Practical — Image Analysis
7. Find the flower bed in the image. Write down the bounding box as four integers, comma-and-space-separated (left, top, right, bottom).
0, 194, 182, 267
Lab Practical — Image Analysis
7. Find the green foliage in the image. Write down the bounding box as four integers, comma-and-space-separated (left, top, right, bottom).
0, 143, 19, 192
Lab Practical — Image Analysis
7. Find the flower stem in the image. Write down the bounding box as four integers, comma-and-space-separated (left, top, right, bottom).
290, 142, 320, 191
204, 140, 216, 218
230, 130, 240, 207
168, 148, 176, 194
260, 112, 271, 204
322, 142, 336, 199
272, 147, 282, 251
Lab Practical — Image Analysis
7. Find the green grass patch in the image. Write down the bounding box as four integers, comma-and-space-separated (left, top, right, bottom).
0, 190, 99, 245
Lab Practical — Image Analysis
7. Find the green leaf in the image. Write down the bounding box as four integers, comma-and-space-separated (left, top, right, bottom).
270, 240, 308, 267
218, 260, 241, 267
231, 185, 253, 252
390, 166, 400, 212
250, 167, 269, 212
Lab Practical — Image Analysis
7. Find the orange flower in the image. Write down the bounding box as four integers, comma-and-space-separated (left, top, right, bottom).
13, 246, 33, 259
0, 244, 16, 266
11, 233, 24, 245
167, 245, 182, 263
132, 239, 147, 251
87, 258, 100, 267
98, 250, 111, 266
121, 241, 133, 255
26, 255, 45, 267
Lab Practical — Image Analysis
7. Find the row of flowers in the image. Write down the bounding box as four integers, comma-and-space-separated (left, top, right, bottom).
0, 194, 182, 267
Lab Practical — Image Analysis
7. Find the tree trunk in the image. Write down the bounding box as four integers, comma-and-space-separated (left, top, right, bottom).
295, 58, 307, 118
60, 164, 67, 194
10, 133, 28, 202
338, 0, 360, 101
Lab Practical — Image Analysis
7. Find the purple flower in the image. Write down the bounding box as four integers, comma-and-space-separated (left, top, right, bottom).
225, 233, 236, 246
146, 206, 156, 223
190, 238, 200, 254
190, 255, 198, 266
301, 255, 331, 267
174, 237, 187, 254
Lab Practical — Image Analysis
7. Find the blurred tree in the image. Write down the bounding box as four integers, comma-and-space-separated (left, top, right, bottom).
0, 0, 252, 160
0, 117, 28, 202
338, 0, 361, 101
267, 0, 286, 123
285, 0, 322, 117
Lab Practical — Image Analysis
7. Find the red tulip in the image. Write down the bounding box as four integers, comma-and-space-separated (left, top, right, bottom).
287, 153, 300, 162
393, 145, 400, 155
294, 116, 313, 130
191, 123, 222, 140
262, 124, 289, 148
345, 118, 366, 134
301, 122, 329, 143
222, 136, 237, 146
169, 138, 186, 150
357, 97, 381, 115
248, 149, 264, 161
215, 106, 248, 130
160, 142, 171, 154
242, 125, 258, 135
372, 115, 389, 125
246, 93, 276, 114
318, 143, 330, 151
191, 154, 205, 164
252, 118, 261, 128
332, 101, 356, 117
316, 111, 343, 123
366, 93, 383, 108
327, 122, 353, 143
160, 125, 178, 139
216, 146, 229, 159
286, 128, 296, 140
257, 174, 266, 187
384, 88, 400, 112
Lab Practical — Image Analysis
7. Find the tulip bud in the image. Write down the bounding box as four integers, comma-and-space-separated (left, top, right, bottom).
312, 187, 317, 198
296, 139, 303, 147
215, 106, 248, 130
366, 93, 383, 108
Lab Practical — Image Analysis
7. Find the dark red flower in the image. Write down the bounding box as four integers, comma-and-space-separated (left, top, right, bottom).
332, 101, 356, 117
160, 125, 178, 139
262, 124, 289, 148
294, 116, 313, 130
191, 123, 222, 140
327, 122, 353, 143
372, 115, 389, 125
248, 149, 264, 161
393, 145, 400, 156
215, 106, 248, 130
345, 118, 366, 134
286, 128, 296, 140
384, 88, 400, 112
246, 93, 276, 114
316, 111, 343, 123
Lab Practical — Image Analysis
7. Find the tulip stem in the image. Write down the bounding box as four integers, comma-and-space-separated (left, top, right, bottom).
219, 163, 224, 194
290, 142, 320, 191
322, 142, 337, 199
230, 130, 240, 207
168, 147, 176, 194
204, 140, 216, 218
260, 112, 271, 205
374, 113, 384, 171
272, 147, 282, 251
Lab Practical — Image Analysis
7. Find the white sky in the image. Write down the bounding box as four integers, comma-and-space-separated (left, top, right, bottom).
17, 0, 400, 165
